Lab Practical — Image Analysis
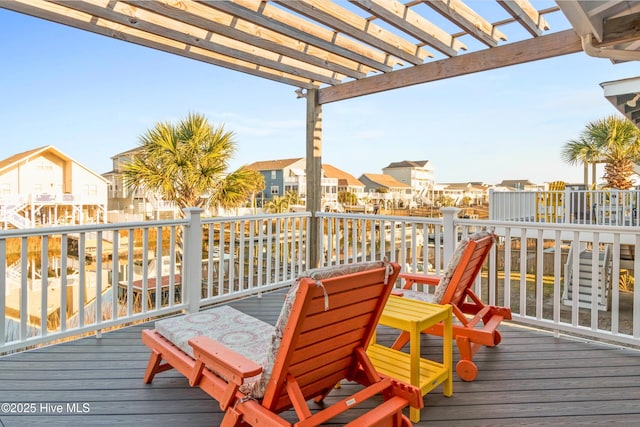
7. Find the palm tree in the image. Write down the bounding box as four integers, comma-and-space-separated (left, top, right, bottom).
123, 113, 263, 215
210, 167, 265, 214
122, 113, 264, 273
338, 191, 358, 205
592, 116, 640, 189
560, 136, 601, 188
562, 115, 640, 189
264, 195, 290, 213
282, 190, 301, 206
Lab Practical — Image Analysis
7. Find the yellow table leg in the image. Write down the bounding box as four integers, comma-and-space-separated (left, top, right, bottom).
443, 304, 453, 397
409, 320, 420, 423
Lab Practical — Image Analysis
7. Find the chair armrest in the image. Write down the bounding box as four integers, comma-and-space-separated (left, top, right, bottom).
399, 272, 441, 289
189, 336, 263, 384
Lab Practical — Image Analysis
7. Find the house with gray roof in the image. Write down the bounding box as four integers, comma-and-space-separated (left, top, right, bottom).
383, 160, 435, 206
358, 173, 412, 209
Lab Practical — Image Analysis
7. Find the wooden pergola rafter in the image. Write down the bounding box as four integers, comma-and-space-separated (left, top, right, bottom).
3, 0, 640, 266
3, 0, 566, 93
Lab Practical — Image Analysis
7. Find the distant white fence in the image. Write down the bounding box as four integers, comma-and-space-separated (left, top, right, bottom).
489, 188, 640, 226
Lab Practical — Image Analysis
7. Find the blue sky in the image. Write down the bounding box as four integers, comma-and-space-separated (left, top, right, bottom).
1, 6, 639, 186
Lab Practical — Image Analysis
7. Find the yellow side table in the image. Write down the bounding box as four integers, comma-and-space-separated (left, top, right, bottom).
367, 295, 453, 423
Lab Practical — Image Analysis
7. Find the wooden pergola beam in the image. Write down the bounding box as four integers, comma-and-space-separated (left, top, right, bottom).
49, 0, 344, 85
130, 0, 360, 81
4, 0, 320, 88
349, 0, 466, 57
319, 29, 582, 104
498, 0, 550, 37
425, 0, 507, 48
275, 0, 433, 65
200, 0, 396, 73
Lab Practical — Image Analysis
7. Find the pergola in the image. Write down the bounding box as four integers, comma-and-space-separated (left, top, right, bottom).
3, 0, 640, 265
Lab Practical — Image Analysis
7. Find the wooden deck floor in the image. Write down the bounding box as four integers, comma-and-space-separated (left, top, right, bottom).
2, 289, 640, 426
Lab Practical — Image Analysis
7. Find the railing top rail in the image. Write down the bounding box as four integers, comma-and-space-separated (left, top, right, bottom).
317, 212, 441, 223
201, 212, 311, 224
457, 217, 640, 234
0, 218, 190, 238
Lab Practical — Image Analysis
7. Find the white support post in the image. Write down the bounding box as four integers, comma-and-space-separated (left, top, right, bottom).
183, 208, 204, 313
441, 207, 461, 264
564, 187, 571, 223
488, 188, 495, 220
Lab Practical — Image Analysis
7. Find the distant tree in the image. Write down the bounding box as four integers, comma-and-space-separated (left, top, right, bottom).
562, 115, 640, 189
437, 195, 455, 207
246, 171, 266, 212
264, 195, 290, 213
212, 168, 265, 213
561, 135, 601, 188
282, 190, 301, 206
338, 191, 358, 205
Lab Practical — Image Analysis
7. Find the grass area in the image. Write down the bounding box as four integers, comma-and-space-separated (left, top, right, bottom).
491, 271, 556, 285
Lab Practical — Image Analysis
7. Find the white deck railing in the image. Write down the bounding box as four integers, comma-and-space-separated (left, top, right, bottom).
318, 210, 639, 347
0, 209, 310, 353
489, 188, 640, 226
2, 207, 639, 353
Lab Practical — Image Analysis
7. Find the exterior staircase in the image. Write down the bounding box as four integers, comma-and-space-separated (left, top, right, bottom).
562, 244, 612, 311
1, 204, 30, 229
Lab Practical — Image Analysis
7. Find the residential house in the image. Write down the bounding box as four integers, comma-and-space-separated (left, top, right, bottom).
495, 179, 541, 191
382, 160, 435, 205
0, 145, 108, 228
244, 158, 341, 209
103, 147, 177, 221
435, 182, 491, 206
322, 164, 365, 201
245, 158, 306, 205
358, 173, 412, 209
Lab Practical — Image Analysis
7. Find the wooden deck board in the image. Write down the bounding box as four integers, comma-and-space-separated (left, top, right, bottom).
1, 289, 640, 426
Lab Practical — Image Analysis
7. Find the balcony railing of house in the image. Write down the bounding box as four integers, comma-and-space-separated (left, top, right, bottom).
30, 193, 105, 205
489, 188, 640, 226
2, 208, 639, 354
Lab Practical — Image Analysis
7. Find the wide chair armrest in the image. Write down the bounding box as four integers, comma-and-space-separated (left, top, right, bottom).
189, 336, 262, 411
189, 336, 263, 410
399, 272, 441, 289
189, 336, 263, 383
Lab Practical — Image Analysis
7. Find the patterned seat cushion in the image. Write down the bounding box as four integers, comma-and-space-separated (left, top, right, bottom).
155, 305, 274, 361
400, 289, 437, 303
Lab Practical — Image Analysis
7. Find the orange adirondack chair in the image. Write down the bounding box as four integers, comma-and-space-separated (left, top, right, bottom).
142, 261, 422, 426
394, 230, 512, 382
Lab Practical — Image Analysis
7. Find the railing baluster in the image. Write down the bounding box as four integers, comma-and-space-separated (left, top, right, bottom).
535, 229, 544, 320
40, 235, 49, 336
552, 230, 562, 330
611, 234, 620, 335
634, 236, 640, 339
0, 239, 6, 347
